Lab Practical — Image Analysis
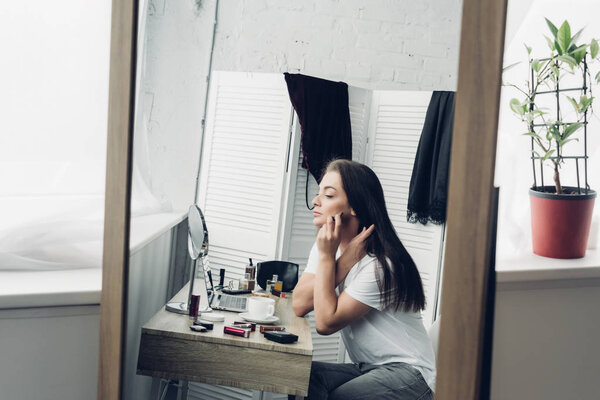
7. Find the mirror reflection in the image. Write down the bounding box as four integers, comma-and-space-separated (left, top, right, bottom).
126, 1, 462, 399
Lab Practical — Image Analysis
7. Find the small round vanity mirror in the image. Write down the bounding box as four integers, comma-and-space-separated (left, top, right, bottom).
188, 204, 209, 259
165, 204, 210, 314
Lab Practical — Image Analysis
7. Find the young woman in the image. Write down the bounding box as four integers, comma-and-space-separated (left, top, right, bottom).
292, 159, 435, 400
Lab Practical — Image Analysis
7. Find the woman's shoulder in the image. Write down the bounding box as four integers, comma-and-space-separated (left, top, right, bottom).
348, 254, 380, 279
356, 254, 393, 271
358, 253, 378, 268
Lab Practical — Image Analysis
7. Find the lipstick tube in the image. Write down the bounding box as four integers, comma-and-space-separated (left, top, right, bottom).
233, 321, 256, 331
260, 326, 285, 334
224, 325, 251, 338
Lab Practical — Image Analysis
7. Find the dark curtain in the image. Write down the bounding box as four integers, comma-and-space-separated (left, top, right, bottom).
284, 73, 352, 183
407, 91, 455, 225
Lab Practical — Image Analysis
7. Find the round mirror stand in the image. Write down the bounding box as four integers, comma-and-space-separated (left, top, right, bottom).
165, 255, 213, 314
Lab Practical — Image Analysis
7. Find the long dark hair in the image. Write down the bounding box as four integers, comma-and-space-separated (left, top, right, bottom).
325, 159, 426, 312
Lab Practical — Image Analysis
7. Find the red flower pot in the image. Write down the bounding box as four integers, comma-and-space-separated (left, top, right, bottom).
530, 186, 596, 259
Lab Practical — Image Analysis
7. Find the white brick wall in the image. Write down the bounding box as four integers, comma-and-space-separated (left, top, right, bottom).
213, 0, 462, 90
135, 0, 215, 212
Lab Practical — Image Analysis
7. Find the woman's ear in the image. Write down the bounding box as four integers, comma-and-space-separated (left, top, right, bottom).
350, 208, 357, 217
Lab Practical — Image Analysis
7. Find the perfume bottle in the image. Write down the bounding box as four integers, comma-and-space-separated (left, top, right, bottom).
267, 274, 282, 294
244, 258, 256, 291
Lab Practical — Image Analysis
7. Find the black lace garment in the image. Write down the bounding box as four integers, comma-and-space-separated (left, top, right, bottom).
407, 91, 455, 225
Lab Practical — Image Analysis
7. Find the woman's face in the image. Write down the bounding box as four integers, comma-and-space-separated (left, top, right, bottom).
312, 171, 354, 227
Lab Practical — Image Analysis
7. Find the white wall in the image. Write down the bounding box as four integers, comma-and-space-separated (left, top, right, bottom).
0, 306, 100, 400
491, 280, 600, 399
213, 0, 461, 91
134, 0, 215, 213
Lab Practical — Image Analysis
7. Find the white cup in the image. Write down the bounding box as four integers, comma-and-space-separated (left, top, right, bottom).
247, 297, 275, 320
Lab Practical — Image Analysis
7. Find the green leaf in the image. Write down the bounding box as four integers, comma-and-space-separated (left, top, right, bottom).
503, 61, 521, 73
525, 111, 535, 124
555, 40, 563, 55
569, 28, 584, 48
562, 122, 583, 140
549, 124, 562, 142
559, 138, 579, 147
557, 54, 577, 68
592, 39, 599, 59
542, 149, 556, 161
545, 18, 559, 38
570, 44, 587, 64
510, 98, 526, 116
523, 131, 543, 141
574, 95, 595, 114
595, 71, 600, 84
557, 21, 572, 55
582, 96, 594, 113
531, 59, 542, 72
544, 35, 555, 51
567, 96, 580, 113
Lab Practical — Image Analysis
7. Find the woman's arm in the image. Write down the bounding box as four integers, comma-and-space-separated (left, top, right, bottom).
292, 273, 316, 317
313, 252, 372, 335
292, 225, 374, 317
312, 215, 373, 335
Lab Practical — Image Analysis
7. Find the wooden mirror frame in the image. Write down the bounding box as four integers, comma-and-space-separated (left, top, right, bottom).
98, 0, 137, 398
98, 0, 507, 398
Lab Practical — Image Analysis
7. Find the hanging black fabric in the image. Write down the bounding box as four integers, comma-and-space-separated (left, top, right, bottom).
284, 73, 352, 188
407, 91, 455, 225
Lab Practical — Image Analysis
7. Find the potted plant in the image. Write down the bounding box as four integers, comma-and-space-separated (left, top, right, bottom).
506, 19, 598, 258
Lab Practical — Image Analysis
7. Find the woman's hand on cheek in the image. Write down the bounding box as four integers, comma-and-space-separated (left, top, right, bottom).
316, 213, 342, 259
343, 224, 375, 265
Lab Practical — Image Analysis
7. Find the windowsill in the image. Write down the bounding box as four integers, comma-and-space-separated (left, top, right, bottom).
0, 212, 186, 310
0, 269, 103, 310
130, 212, 187, 255
496, 249, 600, 284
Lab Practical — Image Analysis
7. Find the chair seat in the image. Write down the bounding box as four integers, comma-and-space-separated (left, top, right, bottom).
256, 261, 299, 292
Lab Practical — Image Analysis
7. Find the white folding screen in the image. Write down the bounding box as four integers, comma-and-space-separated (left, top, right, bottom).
196, 71, 293, 281
365, 90, 444, 328
192, 72, 294, 400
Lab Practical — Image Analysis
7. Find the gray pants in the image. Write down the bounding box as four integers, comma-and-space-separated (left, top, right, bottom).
307, 361, 433, 400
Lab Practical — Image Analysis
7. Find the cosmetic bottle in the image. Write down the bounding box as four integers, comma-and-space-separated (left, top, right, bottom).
267, 274, 282, 294
189, 294, 200, 321
244, 258, 256, 291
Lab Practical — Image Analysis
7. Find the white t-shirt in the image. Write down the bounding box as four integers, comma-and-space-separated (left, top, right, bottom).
304, 243, 436, 390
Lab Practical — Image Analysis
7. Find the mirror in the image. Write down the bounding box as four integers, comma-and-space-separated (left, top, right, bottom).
165, 204, 209, 314
188, 205, 209, 259
100, 0, 506, 399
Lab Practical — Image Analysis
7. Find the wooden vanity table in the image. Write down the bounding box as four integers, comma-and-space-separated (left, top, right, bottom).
137, 280, 313, 397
